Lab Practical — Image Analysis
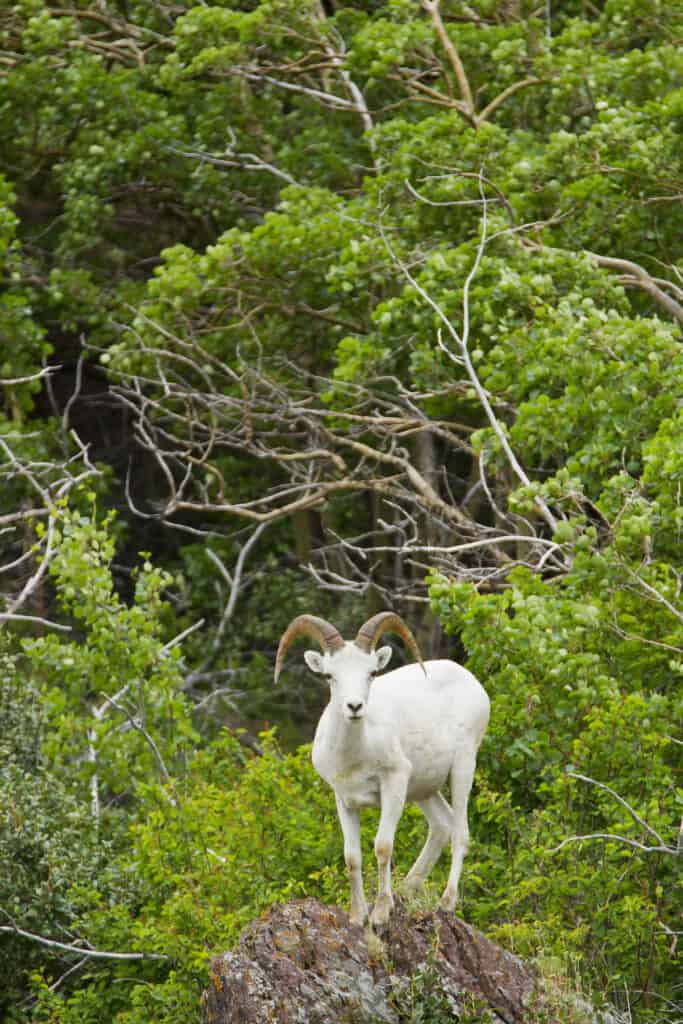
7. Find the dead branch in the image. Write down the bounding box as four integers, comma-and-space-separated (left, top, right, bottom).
183, 524, 269, 689
0, 613, 72, 632
0, 915, 167, 962
98, 689, 173, 789
552, 772, 680, 857
379, 179, 561, 538
167, 141, 299, 187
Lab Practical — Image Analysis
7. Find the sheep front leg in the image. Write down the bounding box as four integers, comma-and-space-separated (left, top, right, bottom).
371, 771, 408, 927
335, 794, 368, 926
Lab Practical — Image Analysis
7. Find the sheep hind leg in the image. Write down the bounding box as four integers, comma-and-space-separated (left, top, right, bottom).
440, 747, 477, 912
403, 793, 453, 894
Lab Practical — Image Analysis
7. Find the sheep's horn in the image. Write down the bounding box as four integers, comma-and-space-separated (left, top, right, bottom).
355, 612, 425, 672
275, 615, 345, 683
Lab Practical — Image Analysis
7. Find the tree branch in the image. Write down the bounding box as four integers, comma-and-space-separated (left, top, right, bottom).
585, 251, 683, 325
421, 0, 474, 117
379, 181, 560, 536
0, 917, 167, 961
98, 690, 173, 789
0, 365, 62, 387
551, 772, 679, 857
478, 77, 545, 123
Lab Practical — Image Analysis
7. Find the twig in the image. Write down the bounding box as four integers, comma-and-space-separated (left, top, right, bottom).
313, 6, 376, 159
167, 143, 298, 186
48, 956, 89, 993
567, 772, 668, 844
552, 832, 676, 856
478, 77, 544, 123
230, 65, 361, 112
160, 618, 205, 655
183, 524, 268, 686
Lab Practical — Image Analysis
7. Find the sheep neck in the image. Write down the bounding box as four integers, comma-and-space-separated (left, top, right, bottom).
327, 709, 367, 762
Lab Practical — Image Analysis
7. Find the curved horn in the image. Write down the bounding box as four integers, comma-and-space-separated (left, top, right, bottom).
274, 615, 344, 683
355, 611, 424, 671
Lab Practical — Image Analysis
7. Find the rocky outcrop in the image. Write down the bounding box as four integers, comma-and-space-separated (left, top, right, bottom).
201, 898, 537, 1024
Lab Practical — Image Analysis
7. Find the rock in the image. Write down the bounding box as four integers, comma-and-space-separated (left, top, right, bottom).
201, 897, 537, 1024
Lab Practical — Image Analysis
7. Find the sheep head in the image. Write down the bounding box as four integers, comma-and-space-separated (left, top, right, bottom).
275, 611, 424, 721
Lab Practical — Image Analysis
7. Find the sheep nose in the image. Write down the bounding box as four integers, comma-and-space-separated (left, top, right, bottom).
347, 701, 363, 715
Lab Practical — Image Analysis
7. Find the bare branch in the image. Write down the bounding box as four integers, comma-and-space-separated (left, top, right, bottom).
183, 524, 269, 689
0, 365, 61, 387
567, 772, 668, 844
552, 832, 676, 856
551, 772, 679, 857
167, 484, 360, 522
229, 65, 361, 112
314, 7, 376, 159
98, 690, 173, 789
0, 916, 167, 961
585, 251, 683, 324
620, 563, 683, 628
421, 0, 475, 117
379, 180, 560, 536
62, 352, 86, 435
0, 613, 72, 632
47, 956, 90, 994
160, 618, 206, 655
167, 142, 299, 187
4, 510, 58, 616
478, 77, 545, 123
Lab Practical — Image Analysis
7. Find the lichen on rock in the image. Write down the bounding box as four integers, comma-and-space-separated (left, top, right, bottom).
201, 898, 537, 1024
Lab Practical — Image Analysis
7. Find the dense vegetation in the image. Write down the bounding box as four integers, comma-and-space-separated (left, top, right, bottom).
1, 0, 681, 1021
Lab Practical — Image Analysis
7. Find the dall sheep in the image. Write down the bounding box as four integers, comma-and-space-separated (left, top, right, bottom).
275, 611, 490, 927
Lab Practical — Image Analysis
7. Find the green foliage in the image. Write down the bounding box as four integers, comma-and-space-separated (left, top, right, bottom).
429, 563, 681, 1016
0, 176, 50, 422
0, 637, 116, 1019
24, 506, 197, 800
22, 734, 335, 1023
390, 956, 464, 1024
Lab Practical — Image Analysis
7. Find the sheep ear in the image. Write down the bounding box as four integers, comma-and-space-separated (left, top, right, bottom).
304, 650, 327, 675
375, 645, 392, 671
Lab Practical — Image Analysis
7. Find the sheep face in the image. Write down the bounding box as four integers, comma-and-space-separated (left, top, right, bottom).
304, 641, 393, 721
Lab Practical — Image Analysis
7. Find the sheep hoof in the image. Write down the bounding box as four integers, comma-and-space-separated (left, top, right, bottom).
349, 903, 369, 927
439, 887, 457, 912
370, 896, 394, 927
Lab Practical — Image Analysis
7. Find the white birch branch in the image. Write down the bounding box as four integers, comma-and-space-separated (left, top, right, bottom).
0, 919, 167, 961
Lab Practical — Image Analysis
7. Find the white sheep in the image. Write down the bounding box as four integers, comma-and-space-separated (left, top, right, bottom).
275, 611, 490, 927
